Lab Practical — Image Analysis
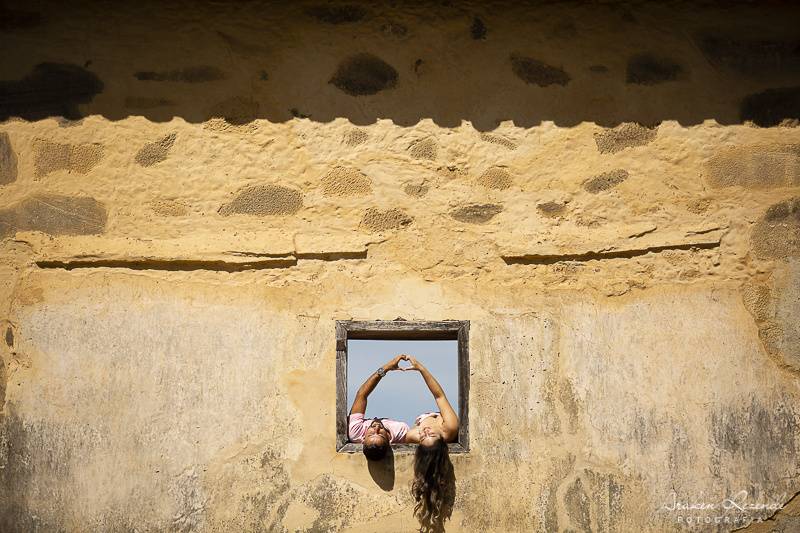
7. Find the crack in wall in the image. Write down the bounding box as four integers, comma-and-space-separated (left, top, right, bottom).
35, 258, 298, 272
224, 251, 295, 258
295, 251, 368, 261
502, 241, 721, 265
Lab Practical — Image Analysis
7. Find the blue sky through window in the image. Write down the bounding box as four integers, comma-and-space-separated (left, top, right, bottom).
347, 339, 459, 427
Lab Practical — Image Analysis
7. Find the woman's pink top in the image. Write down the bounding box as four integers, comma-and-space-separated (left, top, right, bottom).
348, 413, 408, 443
414, 411, 440, 426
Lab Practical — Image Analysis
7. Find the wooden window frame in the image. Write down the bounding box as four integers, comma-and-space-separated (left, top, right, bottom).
336, 319, 470, 454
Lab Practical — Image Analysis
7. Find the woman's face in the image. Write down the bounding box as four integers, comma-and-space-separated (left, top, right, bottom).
419, 425, 442, 447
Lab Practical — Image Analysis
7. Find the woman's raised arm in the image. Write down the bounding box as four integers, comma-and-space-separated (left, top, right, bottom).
404, 355, 459, 441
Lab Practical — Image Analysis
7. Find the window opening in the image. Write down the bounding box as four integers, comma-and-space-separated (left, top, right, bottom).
335, 320, 469, 453
347, 339, 459, 427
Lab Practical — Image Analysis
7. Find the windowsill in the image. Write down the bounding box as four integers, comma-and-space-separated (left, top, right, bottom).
338, 442, 469, 454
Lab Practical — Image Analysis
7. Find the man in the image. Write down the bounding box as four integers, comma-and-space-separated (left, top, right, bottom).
348, 354, 459, 461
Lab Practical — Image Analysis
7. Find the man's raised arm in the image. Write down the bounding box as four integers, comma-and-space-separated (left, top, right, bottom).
349, 354, 408, 414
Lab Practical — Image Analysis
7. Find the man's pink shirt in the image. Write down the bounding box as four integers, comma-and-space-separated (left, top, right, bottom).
348, 413, 408, 443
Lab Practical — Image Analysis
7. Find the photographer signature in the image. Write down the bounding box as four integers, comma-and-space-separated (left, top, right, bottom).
661, 490, 786, 513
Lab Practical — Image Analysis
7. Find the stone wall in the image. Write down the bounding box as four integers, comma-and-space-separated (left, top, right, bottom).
1, 1, 799, 531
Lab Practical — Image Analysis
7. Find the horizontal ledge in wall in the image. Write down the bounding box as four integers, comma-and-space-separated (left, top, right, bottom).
501, 230, 725, 265
33, 252, 369, 272
16, 233, 371, 272
503, 241, 720, 265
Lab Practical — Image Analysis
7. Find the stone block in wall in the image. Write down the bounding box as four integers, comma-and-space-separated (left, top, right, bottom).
706, 145, 800, 189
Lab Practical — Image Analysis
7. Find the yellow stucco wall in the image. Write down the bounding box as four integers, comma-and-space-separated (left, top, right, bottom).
1, 1, 799, 531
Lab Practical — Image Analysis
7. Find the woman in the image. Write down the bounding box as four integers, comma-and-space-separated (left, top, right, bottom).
402, 355, 458, 532
348, 354, 458, 531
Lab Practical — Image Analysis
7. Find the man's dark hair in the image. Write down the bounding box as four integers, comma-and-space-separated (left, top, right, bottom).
363, 441, 389, 461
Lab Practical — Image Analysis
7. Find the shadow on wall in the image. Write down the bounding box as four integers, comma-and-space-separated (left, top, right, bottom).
0, 0, 799, 129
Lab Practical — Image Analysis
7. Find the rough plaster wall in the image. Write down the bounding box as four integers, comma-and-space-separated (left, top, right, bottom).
1, 0, 800, 531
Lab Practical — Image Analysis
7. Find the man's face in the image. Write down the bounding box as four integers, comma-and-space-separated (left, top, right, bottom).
364, 418, 389, 446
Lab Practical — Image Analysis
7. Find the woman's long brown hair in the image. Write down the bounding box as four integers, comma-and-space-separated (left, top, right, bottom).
410, 438, 455, 533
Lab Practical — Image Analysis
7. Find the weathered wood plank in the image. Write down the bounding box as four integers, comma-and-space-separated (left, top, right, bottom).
457, 322, 470, 451
335, 321, 349, 450
342, 320, 463, 340
338, 443, 469, 454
